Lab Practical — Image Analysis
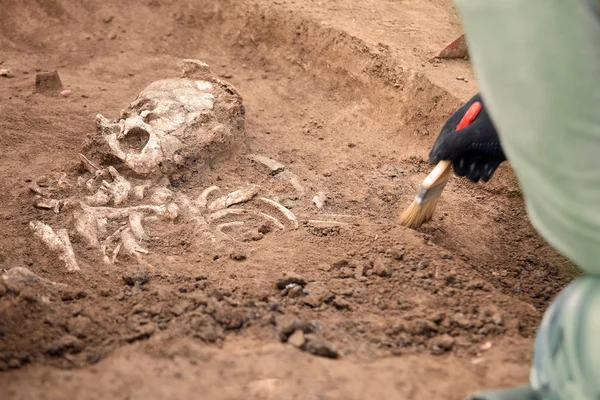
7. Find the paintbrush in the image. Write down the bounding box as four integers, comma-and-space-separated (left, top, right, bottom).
399, 101, 482, 229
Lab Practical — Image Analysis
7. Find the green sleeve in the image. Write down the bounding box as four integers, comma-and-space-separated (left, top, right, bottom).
454, 0, 600, 274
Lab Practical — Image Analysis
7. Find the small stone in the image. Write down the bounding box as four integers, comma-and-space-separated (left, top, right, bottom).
276, 273, 306, 290
347, 142, 356, 148
430, 334, 455, 353
103, 16, 114, 23
302, 335, 340, 359
122, 265, 149, 286
456, 76, 465, 81
440, 254, 453, 260
110, 34, 117, 40
287, 330, 305, 348
35, 70, 64, 95
220, 73, 233, 79
0, 68, 12, 77
373, 256, 392, 277
303, 286, 334, 308
480, 341, 493, 351
286, 284, 304, 298
58, 89, 71, 97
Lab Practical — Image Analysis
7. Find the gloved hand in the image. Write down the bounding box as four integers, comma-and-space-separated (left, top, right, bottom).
429, 93, 506, 183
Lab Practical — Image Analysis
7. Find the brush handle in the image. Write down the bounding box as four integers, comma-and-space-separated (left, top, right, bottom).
422, 101, 482, 189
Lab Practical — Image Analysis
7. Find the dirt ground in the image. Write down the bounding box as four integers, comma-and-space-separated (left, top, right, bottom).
0, 0, 579, 399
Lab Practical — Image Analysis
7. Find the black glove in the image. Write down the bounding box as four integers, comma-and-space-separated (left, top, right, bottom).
429, 93, 506, 183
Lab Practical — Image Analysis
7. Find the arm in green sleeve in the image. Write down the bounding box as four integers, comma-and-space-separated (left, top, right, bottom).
454, 0, 600, 274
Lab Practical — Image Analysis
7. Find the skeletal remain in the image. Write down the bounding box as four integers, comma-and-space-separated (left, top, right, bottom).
30, 221, 80, 272
149, 187, 173, 205
79, 153, 100, 174
197, 186, 220, 208
29, 181, 55, 198
248, 154, 285, 175
175, 193, 215, 242
34, 197, 62, 213
208, 185, 259, 211
102, 166, 132, 205
207, 208, 285, 231
121, 228, 148, 256
85, 187, 111, 206
132, 183, 151, 200
129, 212, 147, 240
57, 173, 72, 190
258, 197, 298, 228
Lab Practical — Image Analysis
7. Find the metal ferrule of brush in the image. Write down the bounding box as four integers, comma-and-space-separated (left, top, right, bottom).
414, 179, 449, 205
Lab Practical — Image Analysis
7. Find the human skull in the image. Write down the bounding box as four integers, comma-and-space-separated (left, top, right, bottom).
87, 60, 246, 176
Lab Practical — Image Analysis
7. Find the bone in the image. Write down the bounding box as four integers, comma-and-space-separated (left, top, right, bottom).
248, 154, 285, 175
129, 212, 147, 241
121, 228, 149, 256
176, 194, 216, 242
208, 185, 259, 211
29, 221, 80, 272
111, 242, 123, 264
197, 186, 220, 208
79, 153, 100, 174
149, 187, 173, 205
29, 182, 55, 198
57, 173, 72, 190
34, 197, 62, 213
101, 225, 128, 264
312, 192, 327, 209
85, 187, 111, 206
103, 166, 132, 205
132, 184, 149, 200
73, 209, 102, 248
257, 197, 298, 228
207, 208, 285, 231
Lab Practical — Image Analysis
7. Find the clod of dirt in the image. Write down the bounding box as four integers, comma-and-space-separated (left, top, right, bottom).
275, 273, 306, 290
301, 334, 340, 359
287, 330, 305, 348
373, 256, 392, 277
67, 316, 93, 339
122, 265, 149, 286
303, 284, 334, 308
278, 318, 319, 342
123, 323, 156, 343
35, 70, 64, 95
332, 297, 351, 310
386, 246, 405, 260
46, 335, 84, 356
430, 334, 455, 354
229, 249, 247, 261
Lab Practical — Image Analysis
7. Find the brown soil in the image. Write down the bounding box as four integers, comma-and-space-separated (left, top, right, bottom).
0, 0, 578, 399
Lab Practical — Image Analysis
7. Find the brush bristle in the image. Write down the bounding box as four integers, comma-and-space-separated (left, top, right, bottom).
398, 197, 441, 229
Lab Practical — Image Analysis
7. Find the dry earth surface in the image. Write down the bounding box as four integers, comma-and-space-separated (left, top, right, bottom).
0, 0, 579, 399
